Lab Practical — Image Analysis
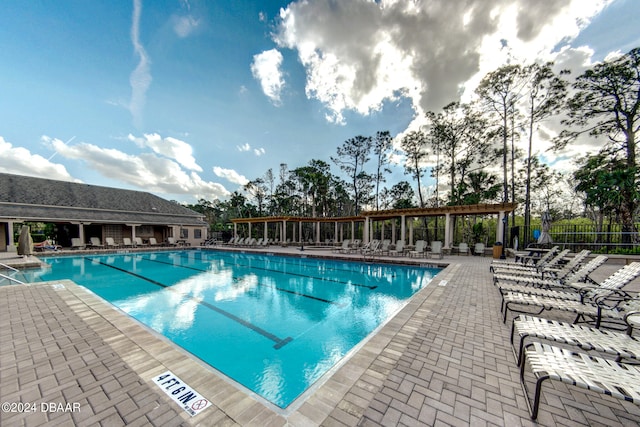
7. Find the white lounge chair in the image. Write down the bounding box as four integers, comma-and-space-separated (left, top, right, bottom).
473, 242, 485, 256
520, 341, 640, 420
388, 240, 405, 257
333, 240, 351, 253
427, 241, 444, 259
134, 237, 147, 246
105, 237, 120, 248
491, 249, 571, 276
148, 237, 161, 246
501, 265, 640, 325
122, 237, 133, 247
456, 242, 470, 256
88, 237, 104, 248
511, 314, 640, 367
494, 254, 607, 288
499, 259, 637, 314
409, 240, 426, 258
71, 237, 85, 250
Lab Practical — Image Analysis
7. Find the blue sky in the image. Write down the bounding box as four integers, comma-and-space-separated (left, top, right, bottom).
1, 0, 638, 205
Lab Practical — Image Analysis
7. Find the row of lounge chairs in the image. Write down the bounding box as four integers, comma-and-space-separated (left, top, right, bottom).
490, 249, 640, 419
69, 236, 172, 249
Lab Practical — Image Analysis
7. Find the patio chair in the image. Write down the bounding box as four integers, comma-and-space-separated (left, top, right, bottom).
88, 237, 104, 248
499, 259, 638, 306
494, 254, 607, 287
71, 237, 85, 250
348, 239, 362, 254
511, 314, 640, 367
456, 242, 470, 256
148, 237, 161, 246
166, 237, 178, 246
388, 240, 405, 257
122, 237, 133, 247
409, 240, 426, 258
105, 237, 120, 248
361, 240, 380, 256
519, 341, 640, 420
333, 239, 351, 253
379, 239, 391, 255
491, 249, 571, 276
490, 246, 559, 270
473, 242, 485, 256
426, 241, 444, 259
134, 237, 147, 246
501, 265, 640, 324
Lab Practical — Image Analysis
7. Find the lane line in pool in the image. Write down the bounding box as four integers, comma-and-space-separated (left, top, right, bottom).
89, 258, 293, 349
138, 255, 347, 308
194, 252, 378, 290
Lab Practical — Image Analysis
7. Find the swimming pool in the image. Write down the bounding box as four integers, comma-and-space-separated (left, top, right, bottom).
25, 250, 441, 408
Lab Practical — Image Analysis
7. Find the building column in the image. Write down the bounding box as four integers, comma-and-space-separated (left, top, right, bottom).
380, 221, 385, 241
263, 221, 268, 242
6, 221, 16, 252
400, 215, 406, 243
248, 223, 252, 239
316, 221, 320, 244
351, 221, 355, 241
334, 221, 338, 243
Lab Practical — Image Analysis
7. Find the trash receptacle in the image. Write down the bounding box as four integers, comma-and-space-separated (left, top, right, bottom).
492, 242, 503, 259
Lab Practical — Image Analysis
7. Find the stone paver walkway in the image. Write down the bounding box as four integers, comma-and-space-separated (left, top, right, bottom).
1, 248, 639, 426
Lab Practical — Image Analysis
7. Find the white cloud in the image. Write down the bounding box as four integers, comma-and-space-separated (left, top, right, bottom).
0, 136, 78, 182
251, 48, 285, 105
273, 0, 612, 124
213, 166, 249, 186
42, 136, 229, 200
129, 0, 152, 128
128, 133, 202, 172
237, 143, 251, 152
172, 15, 199, 38
253, 147, 266, 156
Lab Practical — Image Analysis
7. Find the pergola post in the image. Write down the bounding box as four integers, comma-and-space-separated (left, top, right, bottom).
444, 213, 452, 249
409, 218, 414, 245
263, 221, 268, 242
497, 211, 505, 244
316, 221, 320, 244
282, 220, 286, 243
363, 217, 370, 244
351, 221, 355, 241
400, 215, 406, 243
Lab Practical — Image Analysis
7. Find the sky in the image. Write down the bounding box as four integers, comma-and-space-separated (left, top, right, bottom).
1, 0, 639, 205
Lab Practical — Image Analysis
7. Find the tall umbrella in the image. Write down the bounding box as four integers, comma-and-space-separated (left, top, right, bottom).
537, 212, 553, 245
17, 225, 33, 256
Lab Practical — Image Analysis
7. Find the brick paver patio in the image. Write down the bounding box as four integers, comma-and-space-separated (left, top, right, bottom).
1, 248, 639, 426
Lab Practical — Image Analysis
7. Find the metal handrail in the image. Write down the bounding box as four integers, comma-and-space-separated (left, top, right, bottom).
0, 262, 19, 272
0, 273, 25, 285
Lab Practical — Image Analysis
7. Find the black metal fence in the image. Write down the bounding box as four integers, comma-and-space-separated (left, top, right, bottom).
514, 223, 640, 254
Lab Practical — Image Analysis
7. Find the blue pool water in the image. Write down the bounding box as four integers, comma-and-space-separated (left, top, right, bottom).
25, 250, 440, 408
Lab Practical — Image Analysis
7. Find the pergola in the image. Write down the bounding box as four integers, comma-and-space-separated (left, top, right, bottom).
231, 202, 518, 248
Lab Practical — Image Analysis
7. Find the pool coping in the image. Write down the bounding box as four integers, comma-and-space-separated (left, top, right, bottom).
27, 255, 454, 426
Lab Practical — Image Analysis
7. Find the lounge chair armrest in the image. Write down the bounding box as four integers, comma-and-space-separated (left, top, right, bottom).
624, 311, 640, 329
594, 290, 635, 308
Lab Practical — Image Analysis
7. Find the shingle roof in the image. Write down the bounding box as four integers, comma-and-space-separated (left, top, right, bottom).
0, 173, 206, 226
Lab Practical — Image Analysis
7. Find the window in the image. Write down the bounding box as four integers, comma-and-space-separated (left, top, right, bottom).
180, 228, 189, 238
194, 229, 202, 239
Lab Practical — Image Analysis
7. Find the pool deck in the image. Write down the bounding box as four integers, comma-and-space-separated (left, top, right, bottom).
1, 247, 639, 426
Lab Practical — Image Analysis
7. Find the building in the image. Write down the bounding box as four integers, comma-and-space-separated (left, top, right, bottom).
0, 173, 208, 251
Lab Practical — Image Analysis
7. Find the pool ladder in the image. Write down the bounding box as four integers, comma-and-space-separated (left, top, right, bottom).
0, 262, 26, 285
